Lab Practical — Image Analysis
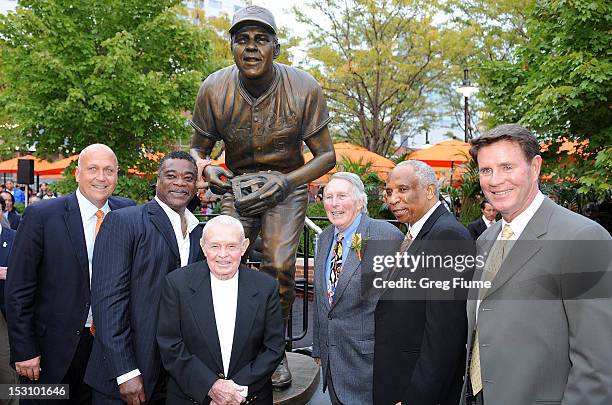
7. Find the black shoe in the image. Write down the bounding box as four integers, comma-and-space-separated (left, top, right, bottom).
272, 352, 292, 390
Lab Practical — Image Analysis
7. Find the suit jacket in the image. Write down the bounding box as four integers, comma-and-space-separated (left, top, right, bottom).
5, 193, 134, 383
312, 213, 403, 405
6, 211, 21, 231
84, 200, 204, 400
460, 197, 612, 405
374, 204, 472, 405
0, 226, 16, 318
467, 217, 487, 240
157, 262, 284, 405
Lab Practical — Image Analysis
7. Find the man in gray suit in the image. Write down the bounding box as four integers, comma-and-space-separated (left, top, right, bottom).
312, 172, 403, 405
462, 124, 612, 405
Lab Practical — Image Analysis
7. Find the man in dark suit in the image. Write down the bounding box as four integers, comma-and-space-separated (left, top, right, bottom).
0, 224, 18, 403
313, 172, 403, 405
85, 151, 204, 405
157, 215, 284, 405
374, 160, 471, 405
467, 201, 498, 239
6, 144, 134, 405
1, 191, 21, 230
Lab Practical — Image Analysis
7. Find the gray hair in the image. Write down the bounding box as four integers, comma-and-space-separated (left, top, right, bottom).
396, 160, 439, 197
327, 172, 368, 211
202, 215, 245, 244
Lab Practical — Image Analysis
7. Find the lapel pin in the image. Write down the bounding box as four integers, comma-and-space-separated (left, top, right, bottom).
2, 242, 6, 248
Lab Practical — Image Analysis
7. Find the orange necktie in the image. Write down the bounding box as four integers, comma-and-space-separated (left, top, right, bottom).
90, 210, 104, 336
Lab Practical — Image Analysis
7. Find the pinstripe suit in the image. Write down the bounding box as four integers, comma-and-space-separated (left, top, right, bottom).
313, 213, 403, 405
84, 200, 203, 402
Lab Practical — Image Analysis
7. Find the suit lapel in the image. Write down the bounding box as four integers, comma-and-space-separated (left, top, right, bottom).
228, 267, 259, 376
483, 198, 552, 299
331, 213, 369, 309
188, 262, 224, 373
0, 229, 10, 265
63, 193, 89, 279
147, 201, 180, 261
188, 224, 203, 264
317, 226, 335, 311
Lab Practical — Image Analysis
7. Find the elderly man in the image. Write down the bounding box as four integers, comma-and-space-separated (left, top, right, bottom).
374, 160, 472, 405
467, 200, 498, 240
6, 144, 134, 405
85, 151, 204, 405
157, 215, 284, 405
461, 124, 612, 405
189, 5, 336, 388
313, 172, 403, 405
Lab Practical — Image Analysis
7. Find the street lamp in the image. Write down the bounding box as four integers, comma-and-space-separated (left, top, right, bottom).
456, 68, 478, 142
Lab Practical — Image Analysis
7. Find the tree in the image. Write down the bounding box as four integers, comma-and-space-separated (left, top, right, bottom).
0, 0, 215, 169
475, 0, 611, 200
294, 0, 469, 156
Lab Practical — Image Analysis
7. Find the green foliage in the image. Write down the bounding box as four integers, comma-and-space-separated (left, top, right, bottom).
0, 0, 215, 169
293, 0, 469, 155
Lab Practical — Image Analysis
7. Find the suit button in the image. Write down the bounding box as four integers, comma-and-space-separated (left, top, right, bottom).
76, 330, 81, 335
217, 372, 225, 378
328, 314, 332, 320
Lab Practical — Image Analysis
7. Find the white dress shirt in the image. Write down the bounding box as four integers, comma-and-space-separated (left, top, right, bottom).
75, 188, 110, 328
482, 215, 495, 228
408, 201, 441, 239
117, 197, 200, 385
476, 191, 545, 317
211, 271, 239, 376
155, 196, 200, 267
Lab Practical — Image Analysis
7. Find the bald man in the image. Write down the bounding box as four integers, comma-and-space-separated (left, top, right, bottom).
6, 144, 135, 405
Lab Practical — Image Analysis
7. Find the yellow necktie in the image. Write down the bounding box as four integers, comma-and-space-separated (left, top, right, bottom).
470, 224, 514, 395
90, 210, 104, 336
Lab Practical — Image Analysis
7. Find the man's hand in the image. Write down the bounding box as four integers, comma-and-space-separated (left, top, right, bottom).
208, 379, 245, 405
234, 171, 291, 216
15, 356, 41, 381
195, 158, 211, 189
313, 357, 321, 366
204, 165, 234, 196
119, 375, 145, 405
0, 266, 7, 280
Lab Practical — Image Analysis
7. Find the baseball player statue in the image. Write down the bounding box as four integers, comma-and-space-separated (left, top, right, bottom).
189, 5, 336, 389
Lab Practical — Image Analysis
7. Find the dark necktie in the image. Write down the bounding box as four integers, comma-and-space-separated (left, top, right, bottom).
327, 233, 344, 304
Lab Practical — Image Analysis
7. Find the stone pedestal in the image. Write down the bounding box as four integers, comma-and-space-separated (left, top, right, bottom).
273, 352, 320, 405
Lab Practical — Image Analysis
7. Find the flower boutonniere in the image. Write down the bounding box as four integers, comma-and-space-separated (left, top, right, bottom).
352, 233, 367, 261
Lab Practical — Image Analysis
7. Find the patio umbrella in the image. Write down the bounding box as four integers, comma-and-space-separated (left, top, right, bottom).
304, 142, 396, 184
0, 155, 50, 174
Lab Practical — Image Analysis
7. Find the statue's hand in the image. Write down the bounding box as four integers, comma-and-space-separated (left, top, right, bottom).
204, 165, 234, 195
234, 171, 291, 216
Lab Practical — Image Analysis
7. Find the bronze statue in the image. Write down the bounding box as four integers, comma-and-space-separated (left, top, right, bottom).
189, 5, 335, 389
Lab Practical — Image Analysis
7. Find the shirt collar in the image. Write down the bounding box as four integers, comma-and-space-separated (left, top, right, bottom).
154, 196, 200, 234
76, 188, 110, 219
501, 191, 545, 239
482, 215, 495, 226
409, 200, 441, 239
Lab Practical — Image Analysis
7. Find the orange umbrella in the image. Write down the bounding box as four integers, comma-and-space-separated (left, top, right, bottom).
36, 155, 79, 176
407, 139, 471, 168
304, 142, 396, 184
0, 155, 50, 174
406, 140, 472, 188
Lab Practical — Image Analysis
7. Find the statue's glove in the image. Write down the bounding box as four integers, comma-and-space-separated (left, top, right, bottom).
204, 165, 234, 196
233, 171, 292, 216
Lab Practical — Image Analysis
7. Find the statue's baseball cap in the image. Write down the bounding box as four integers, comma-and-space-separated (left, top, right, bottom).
229, 5, 277, 35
